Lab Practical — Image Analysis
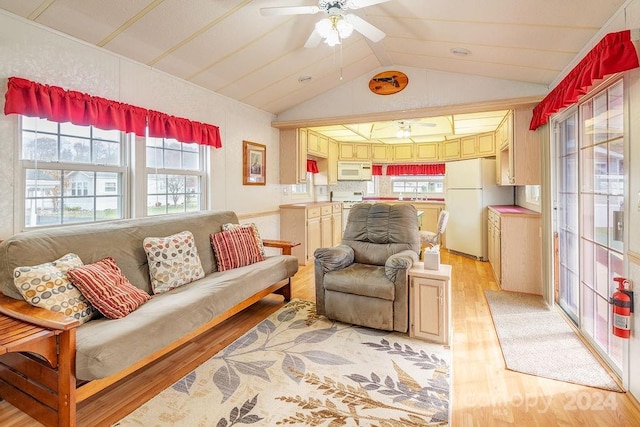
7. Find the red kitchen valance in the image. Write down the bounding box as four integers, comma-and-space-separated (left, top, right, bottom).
386, 163, 445, 176
306, 159, 319, 173
4, 77, 222, 148
530, 30, 639, 130
372, 164, 383, 176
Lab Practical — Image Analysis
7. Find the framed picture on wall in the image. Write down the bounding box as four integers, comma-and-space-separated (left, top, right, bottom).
243, 140, 266, 185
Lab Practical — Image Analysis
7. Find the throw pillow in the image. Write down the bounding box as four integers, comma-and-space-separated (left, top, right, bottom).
13, 253, 97, 324
67, 257, 151, 319
210, 226, 265, 272
222, 222, 266, 257
143, 230, 205, 294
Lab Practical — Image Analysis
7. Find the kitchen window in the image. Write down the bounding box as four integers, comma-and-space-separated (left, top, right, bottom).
391, 176, 444, 197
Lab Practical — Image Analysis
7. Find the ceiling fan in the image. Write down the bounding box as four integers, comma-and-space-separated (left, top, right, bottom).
260, 0, 391, 48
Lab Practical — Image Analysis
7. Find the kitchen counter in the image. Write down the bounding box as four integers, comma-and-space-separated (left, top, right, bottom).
488, 205, 540, 217
279, 201, 338, 208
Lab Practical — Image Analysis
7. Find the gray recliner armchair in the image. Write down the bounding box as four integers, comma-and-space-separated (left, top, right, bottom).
314, 203, 420, 332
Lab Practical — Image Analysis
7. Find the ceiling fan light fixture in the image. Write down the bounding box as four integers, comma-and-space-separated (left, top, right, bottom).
336, 18, 353, 38
450, 47, 471, 57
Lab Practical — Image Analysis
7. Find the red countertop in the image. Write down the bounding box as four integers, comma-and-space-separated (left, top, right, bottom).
488, 205, 541, 216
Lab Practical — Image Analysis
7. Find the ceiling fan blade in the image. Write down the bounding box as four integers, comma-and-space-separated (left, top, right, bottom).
304, 29, 323, 48
345, 14, 385, 42
260, 5, 320, 16
347, 0, 392, 9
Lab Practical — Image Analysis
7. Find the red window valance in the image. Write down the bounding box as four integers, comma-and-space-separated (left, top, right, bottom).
530, 30, 639, 130
372, 164, 383, 176
386, 163, 445, 176
306, 159, 319, 173
4, 77, 222, 148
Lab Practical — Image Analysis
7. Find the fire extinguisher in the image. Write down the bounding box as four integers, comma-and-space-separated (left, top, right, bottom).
611, 277, 634, 339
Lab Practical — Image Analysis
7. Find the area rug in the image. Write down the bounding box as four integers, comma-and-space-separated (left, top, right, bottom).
114, 299, 450, 426
485, 290, 622, 391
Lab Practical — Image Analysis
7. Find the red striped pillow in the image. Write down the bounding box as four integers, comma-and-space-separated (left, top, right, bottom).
67, 257, 151, 319
210, 227, 265, 272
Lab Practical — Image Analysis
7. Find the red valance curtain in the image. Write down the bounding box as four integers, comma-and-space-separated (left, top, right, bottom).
306, 159, 319, 173
4, 77, 148, 136
530, 30, 639, 130
4, 77, 222, 147
386, 163, 445, 176
372, 164, 383, 175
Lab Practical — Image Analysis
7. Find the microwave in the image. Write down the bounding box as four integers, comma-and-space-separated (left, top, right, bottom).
337, 161, 373, 181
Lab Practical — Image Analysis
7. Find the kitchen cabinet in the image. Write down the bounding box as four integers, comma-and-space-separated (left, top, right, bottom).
371, 144, 388, 162
488, 206, 541, 294
409, 263, 452, 344
391, 144, 414, 161
477, 132, 495, 156
314, 139, 339, 186
497, 108, 541, 185
487, 208, 501, 283
307, 130, 329, 158
415, 142, 439, 161
280, 202, 342, 265
279, 128, 307, 184
460, 136, 477, 158
441, 138, 460, 160
339, 143, 370, 160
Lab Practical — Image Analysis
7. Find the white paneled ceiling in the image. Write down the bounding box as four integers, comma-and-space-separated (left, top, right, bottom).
0, 0, 627, 137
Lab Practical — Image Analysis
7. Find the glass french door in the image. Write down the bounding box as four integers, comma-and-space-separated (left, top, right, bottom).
555, 78, 625, 373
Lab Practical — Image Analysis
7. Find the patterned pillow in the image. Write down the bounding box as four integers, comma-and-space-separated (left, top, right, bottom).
222, 223, 265, 257
67, 257, 151, 319
13, 253, 97, 325
143, 230, 205, 294
210, 227, 265, 272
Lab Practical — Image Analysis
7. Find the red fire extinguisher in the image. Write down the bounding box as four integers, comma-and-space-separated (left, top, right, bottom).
611, 277, 634, 339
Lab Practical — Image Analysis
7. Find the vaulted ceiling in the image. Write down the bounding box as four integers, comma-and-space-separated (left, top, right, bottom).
0, 0, 627, 121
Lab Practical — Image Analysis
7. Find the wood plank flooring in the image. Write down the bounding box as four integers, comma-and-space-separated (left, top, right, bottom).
0, 251, 639, 426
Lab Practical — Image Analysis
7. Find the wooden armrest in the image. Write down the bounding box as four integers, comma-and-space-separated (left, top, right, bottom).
0, 294, 80, 331
262, 239, 301, 256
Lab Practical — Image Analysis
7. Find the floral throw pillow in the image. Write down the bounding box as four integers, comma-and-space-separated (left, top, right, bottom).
143, 230, 205, 294
210, 227, 265, 272
13, 253, 97, 325
67, 257, 151, 319
222, 223, 266, 257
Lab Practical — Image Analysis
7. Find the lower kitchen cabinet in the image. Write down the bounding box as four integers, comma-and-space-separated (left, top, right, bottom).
409, 263, 452, 344
488, 206, 541, 294
280, 202, 342, 265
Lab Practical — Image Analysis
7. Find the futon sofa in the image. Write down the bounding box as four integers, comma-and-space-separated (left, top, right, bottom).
0, 210, 298, 426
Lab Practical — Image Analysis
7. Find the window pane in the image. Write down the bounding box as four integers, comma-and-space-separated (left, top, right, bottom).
164, 149, 181, 169
93, 127, 120, 141
96, 196, 121, 220
94, 140, 120, 165
608, 81, 623, 138
165, 138, 181, 150
22, 132, 58, 161
22, 116, 58, 133
147, 147, 163, 168
60, 136, 91, 163
183, 151, 199, 170
582, 287, 594, 336
63, 197, 94, 224
60, 122, 90, 138
593, 92, 608, 143
147, 195, 168, 216
581, 239, 594, 289
594, 195, 608, 246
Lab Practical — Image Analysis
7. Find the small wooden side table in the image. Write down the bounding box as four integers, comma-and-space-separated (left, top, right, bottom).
408, 263, 452, 345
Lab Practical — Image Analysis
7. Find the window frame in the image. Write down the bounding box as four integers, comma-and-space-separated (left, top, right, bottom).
18, 117, 129, 230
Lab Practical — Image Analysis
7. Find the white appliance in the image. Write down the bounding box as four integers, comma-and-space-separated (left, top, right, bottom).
337, 161, 372, 181
331, 191, 364, 231
445, 158, 513, 260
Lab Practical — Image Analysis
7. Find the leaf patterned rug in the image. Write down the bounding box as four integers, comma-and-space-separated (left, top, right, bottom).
114, 299, 450, 426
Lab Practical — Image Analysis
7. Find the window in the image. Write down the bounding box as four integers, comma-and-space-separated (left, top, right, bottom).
21, 117, 124, 227
146, 137, 204, 215
391, 176, 444, 197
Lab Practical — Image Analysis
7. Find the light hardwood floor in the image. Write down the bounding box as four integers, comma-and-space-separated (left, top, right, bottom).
0, 251, 639, 426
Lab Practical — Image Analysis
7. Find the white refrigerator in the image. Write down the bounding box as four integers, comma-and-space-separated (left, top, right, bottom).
445, 158, 513, 260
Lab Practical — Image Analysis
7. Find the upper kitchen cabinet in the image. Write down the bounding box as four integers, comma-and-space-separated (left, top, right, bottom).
371, 144, 389, 162
280, 128, 308, 184
461, 133, 495, 159
441, 138, 461, 160
391, 144, 414, 161
497, 108, 541, 185
307, 130, 329, 158
339, 142, 370, 160
415, 143, 439, 161
314, 139, 339, 186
